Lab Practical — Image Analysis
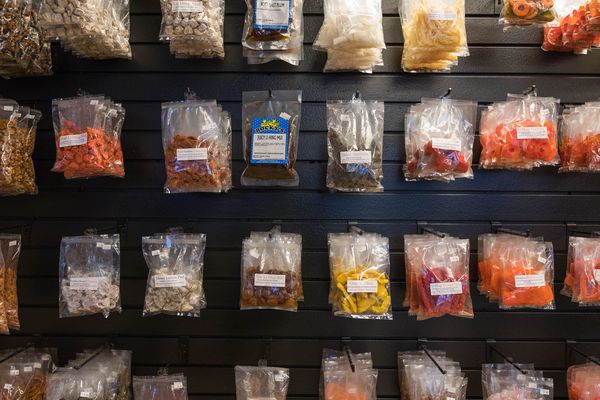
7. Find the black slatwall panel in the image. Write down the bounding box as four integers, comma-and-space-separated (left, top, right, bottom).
2, 0, 600, 398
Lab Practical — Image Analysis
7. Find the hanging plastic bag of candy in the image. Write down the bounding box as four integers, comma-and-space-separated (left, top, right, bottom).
240, 227, 303, 311
562, 234, 600, 306
568, 363, 600, 399
51, 93, 125, 179
400, 0, 469, 72
242, 0, 304, 65
241, 90, 302, 186
58, 234, 121, 318
404, 96, 476, 181
162, 92, 232, 193
235, 364, 290, 400
326, 93, 384, 192
314, 0, 386, 73
142, 233, 206, 317
405, 231, 473, 319
0, 234, 21, 330
480, 89, 560, 170
320, 348, 378, 400
499, 0, 557, 27
559, 102, 600, 172
159, 0, 225, 59
327, 228, 392, 320
133, 374, 188, 400
543, 0, 594, 53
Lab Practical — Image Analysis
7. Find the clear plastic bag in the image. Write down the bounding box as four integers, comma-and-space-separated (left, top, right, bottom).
241, 90, 302, 186
480, 93, 560, 170
321, 348, 378, 400
0, 103, 41, 196
133, 374, 188, 400
240, 227, 303, 311
314, 0, 386, 73
0, 361, 49, 400
559, 102, 600, 172
400, 0, 469, 73
142, 233, 207, 317
58, 234, 121, 318
404, 233, 473, 320
234, 364, 290, 400
482, 363, 553, 400
159, 0, 225, 59
542, 0, 593, 54
563, 235, 600, 305
404, 98, 476, 181
500, 0, 557, 27
0, 245, 7, 334
162, 94, 232, 193
51, 94, 126, 179
326, 94, 384, 192
242, 0, 304, 65
568, 363, 600, 399
328, 228, 392, 320
0, 234, 21, 330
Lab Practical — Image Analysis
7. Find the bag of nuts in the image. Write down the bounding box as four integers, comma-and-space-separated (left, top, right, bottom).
326, 93, 384, 192
241, 90, 302, 187
58, 234, 121, 318
159, 0, 225, 59
162, 93, 232, 193
0, 234, 22, 331
142, 233, 206, 317
240, 227, 303, 312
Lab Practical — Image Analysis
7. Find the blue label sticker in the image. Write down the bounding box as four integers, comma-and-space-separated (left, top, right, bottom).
254, 0, 291, 30
250, 117, 289, 164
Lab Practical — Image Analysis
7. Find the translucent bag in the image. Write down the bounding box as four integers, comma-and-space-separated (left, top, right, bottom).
142, 233, 206, 317
400, 0, 469, 73
240, 227, 303, 311
500, 0, 557, 27
543, 0, 594, 54
321, 348, 378, 400
58, 234, 121, 318
0, 234, 21, 330
51, 94, 126, 179
568, 363, 600, 399
159, 0, 225, 59
241, 90, 302, 186
328, 228, 392, 320
235, 364, 290, 400
404, 98, 476, 181
132, 374, 188, 400
559, 102, 600, 172
563, 235, 600, 305
314, 0, 386, 73
0, 246, 6, 334
0, 103, 41, 196
480, 93, 560, 170
242, 0, 304, 65
326, 94, 384, 192
0, 361, 49, 400
162, 94, 232, 193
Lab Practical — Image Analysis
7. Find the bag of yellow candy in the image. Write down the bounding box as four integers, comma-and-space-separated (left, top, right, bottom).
327, 227, 392, 319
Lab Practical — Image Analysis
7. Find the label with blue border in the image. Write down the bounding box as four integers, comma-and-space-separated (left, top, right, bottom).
250, 117, 289, 164
254, 0, 291, 30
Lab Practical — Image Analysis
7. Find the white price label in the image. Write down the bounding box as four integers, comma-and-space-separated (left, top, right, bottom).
33, 363, 42, 369
151, 249, 161, 256
594, 269, 600, 282
8, 241, 17, 247
3, 106, 13, 111
428, 9, 457, 20
274, 373, 286, 382
172, 382, 184, 390
347, 279, 378, 293
96, 242, 112, 250
340, 150, 372, 164
540, 389, 550, 395
449, 255, 460, 262
23, 366, 32, 372
538, 256, 547, 264
70, 277, 100, 291
517, 126, 549, 140
255, 0, 290, 28
42, 355, 50, 361
90, 100, 99, 105
80, 391, 94, 398
4, 384, 12, 390
25, 114, 35, 120
514, 274, 546, 288
430, 281, 463, 296
59, 133, 87, 147
251, 133, 287, 161
528, 382, 538, 389
432, 137, 462, 152
254, 273, 286, 288
9, 369, 18, 376
176, 148, 208, 161
279, 112, 291, 120
154, 274, 187, 288
172, 0, 203, 12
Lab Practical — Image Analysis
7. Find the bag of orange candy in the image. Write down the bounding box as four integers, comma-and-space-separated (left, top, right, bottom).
51, 93, 125, 179
404, 96, 476, 182
320, 348, 378, 400
479, 89, 560, 170
477, 229, 555, 310
559, 102, 600, 173
500, 0, 557, 27
562, 233, 600, 306
568, 362, 600, 399
542, 0, 597, 54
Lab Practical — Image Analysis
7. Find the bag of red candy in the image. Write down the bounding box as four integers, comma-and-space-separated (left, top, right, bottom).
51, 93, 125, 179
404, 230, 473, 320
559, 102, 600, 173
480, 90, 560, 170
568, 363, 600, 399
543, 0, 600, 54
562, 233, 600, 305
404, 97, 476, 182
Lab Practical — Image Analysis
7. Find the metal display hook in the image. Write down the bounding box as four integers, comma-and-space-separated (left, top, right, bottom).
440, 87, 452, 99
73, 346, 108, 370
341, 337, 355, 372
347, 221, 364, 236
486, 340, 526, 374
84, 223, 127, 236
258, 337, 272, 367
491, 222, 530, 238
417, 339, 446, 375
522, 85, 537, 96
0, 343, 35, 364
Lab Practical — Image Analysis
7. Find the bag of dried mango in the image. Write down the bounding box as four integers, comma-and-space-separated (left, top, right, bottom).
327, 227, 392, 319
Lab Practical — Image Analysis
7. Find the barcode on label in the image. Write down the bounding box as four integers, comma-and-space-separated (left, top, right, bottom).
517, 126, 548, 140
347, 279, 378, 293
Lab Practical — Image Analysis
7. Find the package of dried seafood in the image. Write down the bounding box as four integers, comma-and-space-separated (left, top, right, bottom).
0, 234, 22, 330
142, 233, 207, 317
